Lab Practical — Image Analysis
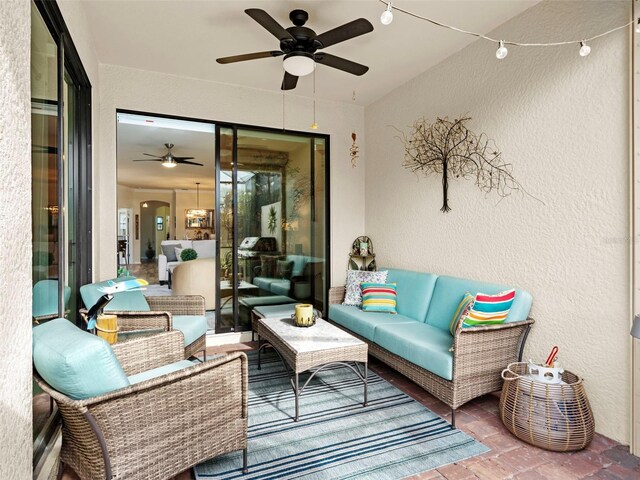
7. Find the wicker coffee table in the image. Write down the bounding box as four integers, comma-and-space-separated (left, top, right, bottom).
256, 316, 368, 421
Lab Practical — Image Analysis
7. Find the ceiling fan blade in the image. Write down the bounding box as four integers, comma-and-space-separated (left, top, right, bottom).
281, 71, 299, 90
245, 9, 295, 41
173, 156, 195, 160
178, 160, 204, 166
217, 51, 283, 64
313, 18, 373, 49
314, 52, 369, 76
142, 153, 163, 158
132, 159, 162, 162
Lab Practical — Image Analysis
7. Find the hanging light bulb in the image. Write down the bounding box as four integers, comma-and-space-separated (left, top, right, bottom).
579, 41, 591, 57
380, 2, 393, 25
496, 40, 508, 60
142, 202, 148, 208
636, 18, 640, 34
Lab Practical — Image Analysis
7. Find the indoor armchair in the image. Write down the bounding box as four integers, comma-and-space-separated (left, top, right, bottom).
33, 318, 248, 480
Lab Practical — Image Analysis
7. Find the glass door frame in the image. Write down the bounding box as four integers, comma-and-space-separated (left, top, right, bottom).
34, 0, 93, 321
32, 0, 92, 473
214, 124, 330, 334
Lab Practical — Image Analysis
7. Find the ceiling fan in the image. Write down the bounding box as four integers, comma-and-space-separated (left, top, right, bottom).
132, 143, 203, 168
216, 9, 373, 90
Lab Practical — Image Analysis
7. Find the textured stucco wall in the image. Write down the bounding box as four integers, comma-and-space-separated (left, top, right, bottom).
98, 65, 365, 286
365, 1, 630, 442
57, 0, 100, 278
0, 1, 33, 477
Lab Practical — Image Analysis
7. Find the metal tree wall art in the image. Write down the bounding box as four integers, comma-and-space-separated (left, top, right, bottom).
398, 116, 531, 213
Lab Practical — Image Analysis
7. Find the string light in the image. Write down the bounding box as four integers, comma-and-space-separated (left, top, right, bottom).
496, 40, 508, 60
380, 2, 393, 25
377, 0, 633, 59
579, 41, 591, 57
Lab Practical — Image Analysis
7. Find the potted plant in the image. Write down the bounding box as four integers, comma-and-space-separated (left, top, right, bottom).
145, 239, 155, 260
180, 248, 198, 262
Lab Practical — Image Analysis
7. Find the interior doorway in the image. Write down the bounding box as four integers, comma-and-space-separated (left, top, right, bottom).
117, 208, 133, 265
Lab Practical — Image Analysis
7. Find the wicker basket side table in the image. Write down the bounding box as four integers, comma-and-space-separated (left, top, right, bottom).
499, 362, 595, 452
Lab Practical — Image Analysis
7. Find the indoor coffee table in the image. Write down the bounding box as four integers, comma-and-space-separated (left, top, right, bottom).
256, 316, 368, 421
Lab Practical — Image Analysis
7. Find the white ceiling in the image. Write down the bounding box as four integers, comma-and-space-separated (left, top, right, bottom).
81, 0, 537, 105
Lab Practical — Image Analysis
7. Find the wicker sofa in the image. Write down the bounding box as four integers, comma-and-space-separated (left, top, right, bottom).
33, 318, 248, 480
328, 267, 534, 425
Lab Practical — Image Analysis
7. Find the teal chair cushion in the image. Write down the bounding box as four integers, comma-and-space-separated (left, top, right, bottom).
329, 304, 416, 341
373, 322, 454, 380
384, 268, 438, 321
128, 360, 195, 385
172, 315, 207, 347
33, 318, 130, 400
32, 280, 71, 318
80, 276, 151, 312
424, 275, 533, 332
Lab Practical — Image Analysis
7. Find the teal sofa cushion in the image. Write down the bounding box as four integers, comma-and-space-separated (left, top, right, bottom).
172, 315, 207, 347
270, 280, 291, 296
80, 276, 151, 312
33, 318, 130, 400
254, 277, 281, 291
373, 322, 454, 380
384, 268, 438, 321
329, 304, 416, 341
128, 359, 195, 385
424, 275, 532, 332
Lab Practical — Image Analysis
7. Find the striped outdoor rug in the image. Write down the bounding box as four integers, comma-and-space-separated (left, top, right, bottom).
194, 351, 488, 480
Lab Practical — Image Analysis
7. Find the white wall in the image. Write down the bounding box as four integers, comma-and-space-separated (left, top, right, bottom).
98, 65, 365, 285
365, 1, 629, 442
0, 1, 32, 477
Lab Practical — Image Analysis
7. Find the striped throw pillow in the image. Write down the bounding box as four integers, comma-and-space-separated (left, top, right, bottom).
449, 292, 474, 335
361, 283, 397, 314
463, 289, 516, 327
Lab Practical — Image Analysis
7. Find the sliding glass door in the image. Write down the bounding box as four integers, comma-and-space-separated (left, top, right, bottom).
31, 0, 92, 472
215, 127, 328, 333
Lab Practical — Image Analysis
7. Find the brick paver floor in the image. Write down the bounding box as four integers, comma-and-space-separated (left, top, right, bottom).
60, 341, 640, 480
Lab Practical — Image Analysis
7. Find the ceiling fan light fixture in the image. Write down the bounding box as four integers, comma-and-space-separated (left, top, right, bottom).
283, 52, 315, 77
161, 158, 177, 168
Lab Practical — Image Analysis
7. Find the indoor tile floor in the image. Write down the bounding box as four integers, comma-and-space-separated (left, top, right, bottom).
60, 343, 640, 480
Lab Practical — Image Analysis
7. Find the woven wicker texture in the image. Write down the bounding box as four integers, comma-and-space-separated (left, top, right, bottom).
80, 294, 206, 359
257, 317, 367, 373
327, 286, 534, 410
499, 362, 594, 451
34, 331, 248, 480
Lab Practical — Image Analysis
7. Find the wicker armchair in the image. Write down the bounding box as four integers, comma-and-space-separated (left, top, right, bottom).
80, 294, 207, 360
34, 330, 248, 480
328, 286, 534, 424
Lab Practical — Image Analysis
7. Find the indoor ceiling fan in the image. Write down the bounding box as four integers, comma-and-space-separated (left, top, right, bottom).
132, 143, 203, 168
216, 9, 374, 90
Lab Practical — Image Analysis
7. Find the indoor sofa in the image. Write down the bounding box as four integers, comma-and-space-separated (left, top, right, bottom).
158, 239, 215, 285
328, 267, 534, 425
